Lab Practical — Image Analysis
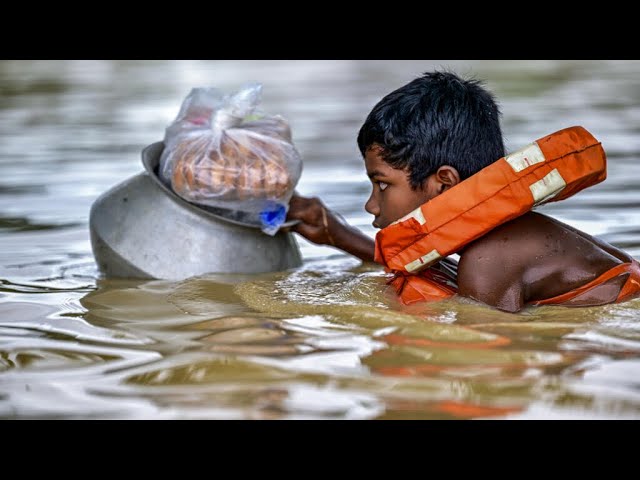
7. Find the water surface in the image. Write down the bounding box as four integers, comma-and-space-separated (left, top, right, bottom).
2, 60, 640, 419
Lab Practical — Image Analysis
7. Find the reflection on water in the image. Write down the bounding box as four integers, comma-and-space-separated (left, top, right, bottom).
1, 60, 640, 419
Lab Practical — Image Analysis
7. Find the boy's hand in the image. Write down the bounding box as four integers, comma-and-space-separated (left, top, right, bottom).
286, 193, 340, 246
286, 193, 376, 262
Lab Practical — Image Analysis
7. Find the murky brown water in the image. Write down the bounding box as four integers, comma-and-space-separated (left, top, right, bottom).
2, 60, 640, 419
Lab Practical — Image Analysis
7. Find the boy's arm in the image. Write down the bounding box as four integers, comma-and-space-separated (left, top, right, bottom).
457, 240, 525, 313
286, 194, 375, 263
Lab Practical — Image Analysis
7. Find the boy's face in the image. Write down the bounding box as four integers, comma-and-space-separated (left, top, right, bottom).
364, 146, 438, 229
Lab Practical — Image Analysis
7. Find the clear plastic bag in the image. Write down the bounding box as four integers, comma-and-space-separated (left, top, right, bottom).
159, 84, 303, 235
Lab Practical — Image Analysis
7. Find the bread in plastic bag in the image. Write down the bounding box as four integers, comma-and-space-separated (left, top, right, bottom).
159, 83, 303, 235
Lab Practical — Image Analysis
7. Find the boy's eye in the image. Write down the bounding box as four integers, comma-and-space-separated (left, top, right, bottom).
379, 181, 388, 191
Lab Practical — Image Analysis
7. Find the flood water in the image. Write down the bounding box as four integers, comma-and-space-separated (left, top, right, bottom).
2, 60, 640, 419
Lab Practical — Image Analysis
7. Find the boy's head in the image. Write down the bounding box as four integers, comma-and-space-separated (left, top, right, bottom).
358, 70, 505, 229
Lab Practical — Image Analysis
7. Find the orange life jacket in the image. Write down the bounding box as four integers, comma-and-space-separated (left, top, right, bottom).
374, 126, 607, 305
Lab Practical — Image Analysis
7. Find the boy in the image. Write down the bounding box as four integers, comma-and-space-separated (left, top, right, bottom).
286, 71, 640, 313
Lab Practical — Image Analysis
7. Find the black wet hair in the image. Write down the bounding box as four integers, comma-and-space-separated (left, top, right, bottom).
357, 70, 505, 188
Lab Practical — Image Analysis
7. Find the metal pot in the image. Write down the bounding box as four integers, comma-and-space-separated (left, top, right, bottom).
89, 142, 302, 279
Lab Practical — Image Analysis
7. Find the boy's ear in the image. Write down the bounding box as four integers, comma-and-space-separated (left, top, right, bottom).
435, 166, 461, 193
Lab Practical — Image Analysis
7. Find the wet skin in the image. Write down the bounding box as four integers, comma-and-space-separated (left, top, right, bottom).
457, 211, 632, 312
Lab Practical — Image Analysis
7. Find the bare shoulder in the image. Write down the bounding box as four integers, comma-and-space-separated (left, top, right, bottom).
457, 212, 626, 312
459, 213, 545, 273
540, 213, 635, 263
457, 215, 539, 312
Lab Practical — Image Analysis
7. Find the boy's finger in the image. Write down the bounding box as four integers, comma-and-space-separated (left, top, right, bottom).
291, 221, 321, 239
286, 207, 319, 226
278, 219, 300, 233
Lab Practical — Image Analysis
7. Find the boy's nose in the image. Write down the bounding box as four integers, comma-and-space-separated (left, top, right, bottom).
365, 195, 379, 217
